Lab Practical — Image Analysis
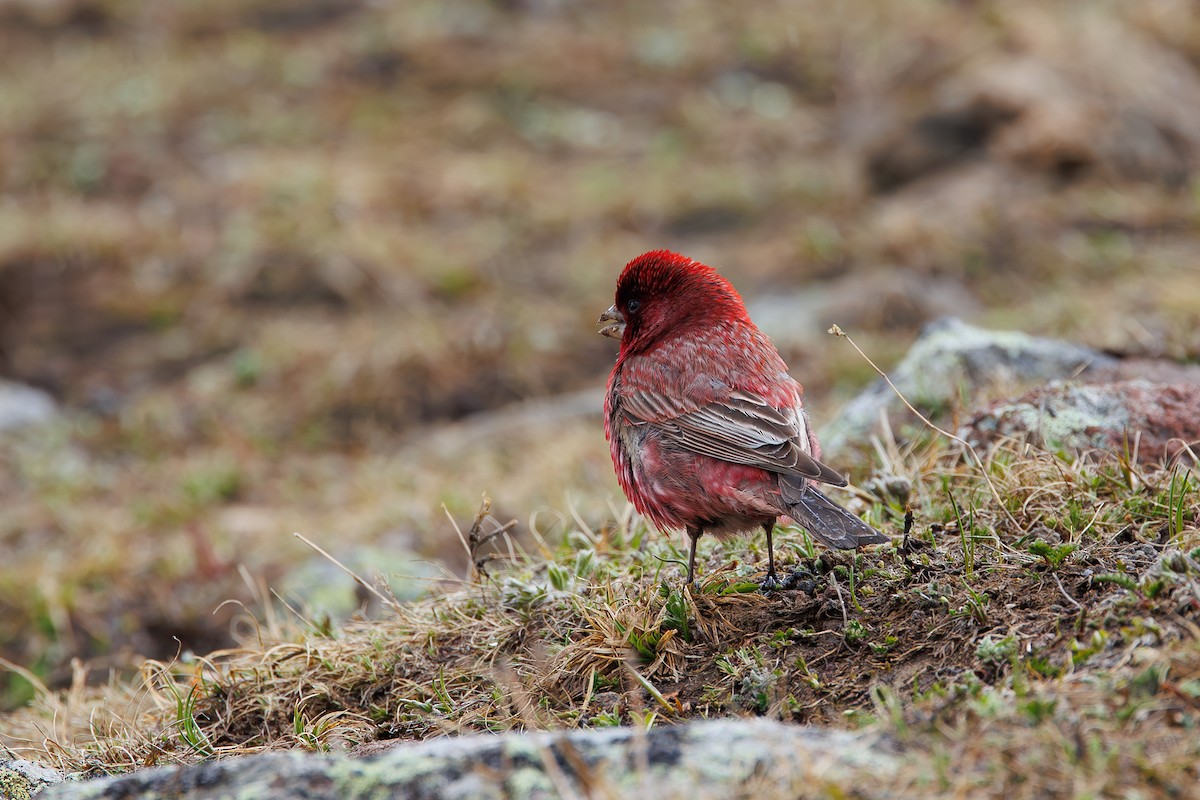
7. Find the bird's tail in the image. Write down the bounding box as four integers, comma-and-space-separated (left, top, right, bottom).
781, 481, 889, 550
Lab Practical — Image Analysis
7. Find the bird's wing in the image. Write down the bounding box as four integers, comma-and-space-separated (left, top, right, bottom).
781, 484, 890, 549
621, 386, 848, 486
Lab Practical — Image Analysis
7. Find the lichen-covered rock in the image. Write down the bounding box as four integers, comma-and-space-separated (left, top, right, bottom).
0, 758, 64, 799
38, 719, 896, 800
963, 380, 1200, 464
822, 317, 1116, 454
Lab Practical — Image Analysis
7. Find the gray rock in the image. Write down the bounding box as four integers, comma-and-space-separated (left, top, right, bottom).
0, 758, 64, 798
39, 719, 896, 800
823, 317, 1116, 454
0, 381, 57, 431
963, 379, 1200, 464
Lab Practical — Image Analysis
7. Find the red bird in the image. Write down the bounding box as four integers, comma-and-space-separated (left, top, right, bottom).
600, 250, 888, 590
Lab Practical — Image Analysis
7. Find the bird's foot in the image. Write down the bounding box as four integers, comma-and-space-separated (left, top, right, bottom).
759, 572, 782, 593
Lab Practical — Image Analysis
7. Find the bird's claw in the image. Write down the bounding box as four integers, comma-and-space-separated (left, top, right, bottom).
759, 573, 782, 593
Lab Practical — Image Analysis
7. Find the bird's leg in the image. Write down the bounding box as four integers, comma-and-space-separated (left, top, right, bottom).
686, 526, 702, 588
760, 521, 782, 592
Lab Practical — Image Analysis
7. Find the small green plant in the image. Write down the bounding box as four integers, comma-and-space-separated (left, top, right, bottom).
500, 576, 552, 611
614, 621, 662, 661
958, 581, 990, 625
593, 672, 621, 692
1120, 616, 1164, 643
658, 583, 692, 642
1166, 469, 1194, 540
166, 682, 213, 757
1019, 697, 1057, 724
1141, 576, 1168, 599
715, 648, 782, 712
975, 634, 1018, 667
791, 525, 818, 560
1071, 629, 1111, 666
629, 709, 659, 730
1061, 498, 1090, 537
844, 619, 869, 647
739, 667, 781, 713
716, 579, 761, 595
870, 634, 899, 655
1093, 572, 1139, 593
793, 654, 821, 690
1025, 654, 1064, 678
947, 489, 975, 573
1027, 538, 1078, 569
292, 707, 326, 750
591, 709, 622, 727
546, 562, 571, 592
768, 628, 795, 649
574, 547, 598, 578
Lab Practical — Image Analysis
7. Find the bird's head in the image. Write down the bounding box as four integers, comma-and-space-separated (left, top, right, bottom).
598, 250, 750, 356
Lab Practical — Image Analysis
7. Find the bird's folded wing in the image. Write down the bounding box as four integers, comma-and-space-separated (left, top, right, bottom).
621, 387, 847, 486
783, 485, 890, 548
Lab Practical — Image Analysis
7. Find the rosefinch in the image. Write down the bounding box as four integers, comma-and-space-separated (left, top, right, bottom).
599, 250, 888, 590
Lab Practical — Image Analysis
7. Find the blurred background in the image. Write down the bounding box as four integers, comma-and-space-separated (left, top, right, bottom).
1, 0, 1198, 708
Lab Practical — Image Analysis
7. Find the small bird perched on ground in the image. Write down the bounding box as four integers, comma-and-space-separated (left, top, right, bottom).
599, 250, 889, 590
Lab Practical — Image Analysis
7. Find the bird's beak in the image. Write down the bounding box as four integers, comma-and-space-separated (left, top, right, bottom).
597, 305, 625, 340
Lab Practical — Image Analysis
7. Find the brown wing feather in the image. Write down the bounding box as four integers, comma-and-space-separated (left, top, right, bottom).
620, 386, 847, 487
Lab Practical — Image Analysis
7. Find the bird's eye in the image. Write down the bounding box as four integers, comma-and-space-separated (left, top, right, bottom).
627, 299, 641, 313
